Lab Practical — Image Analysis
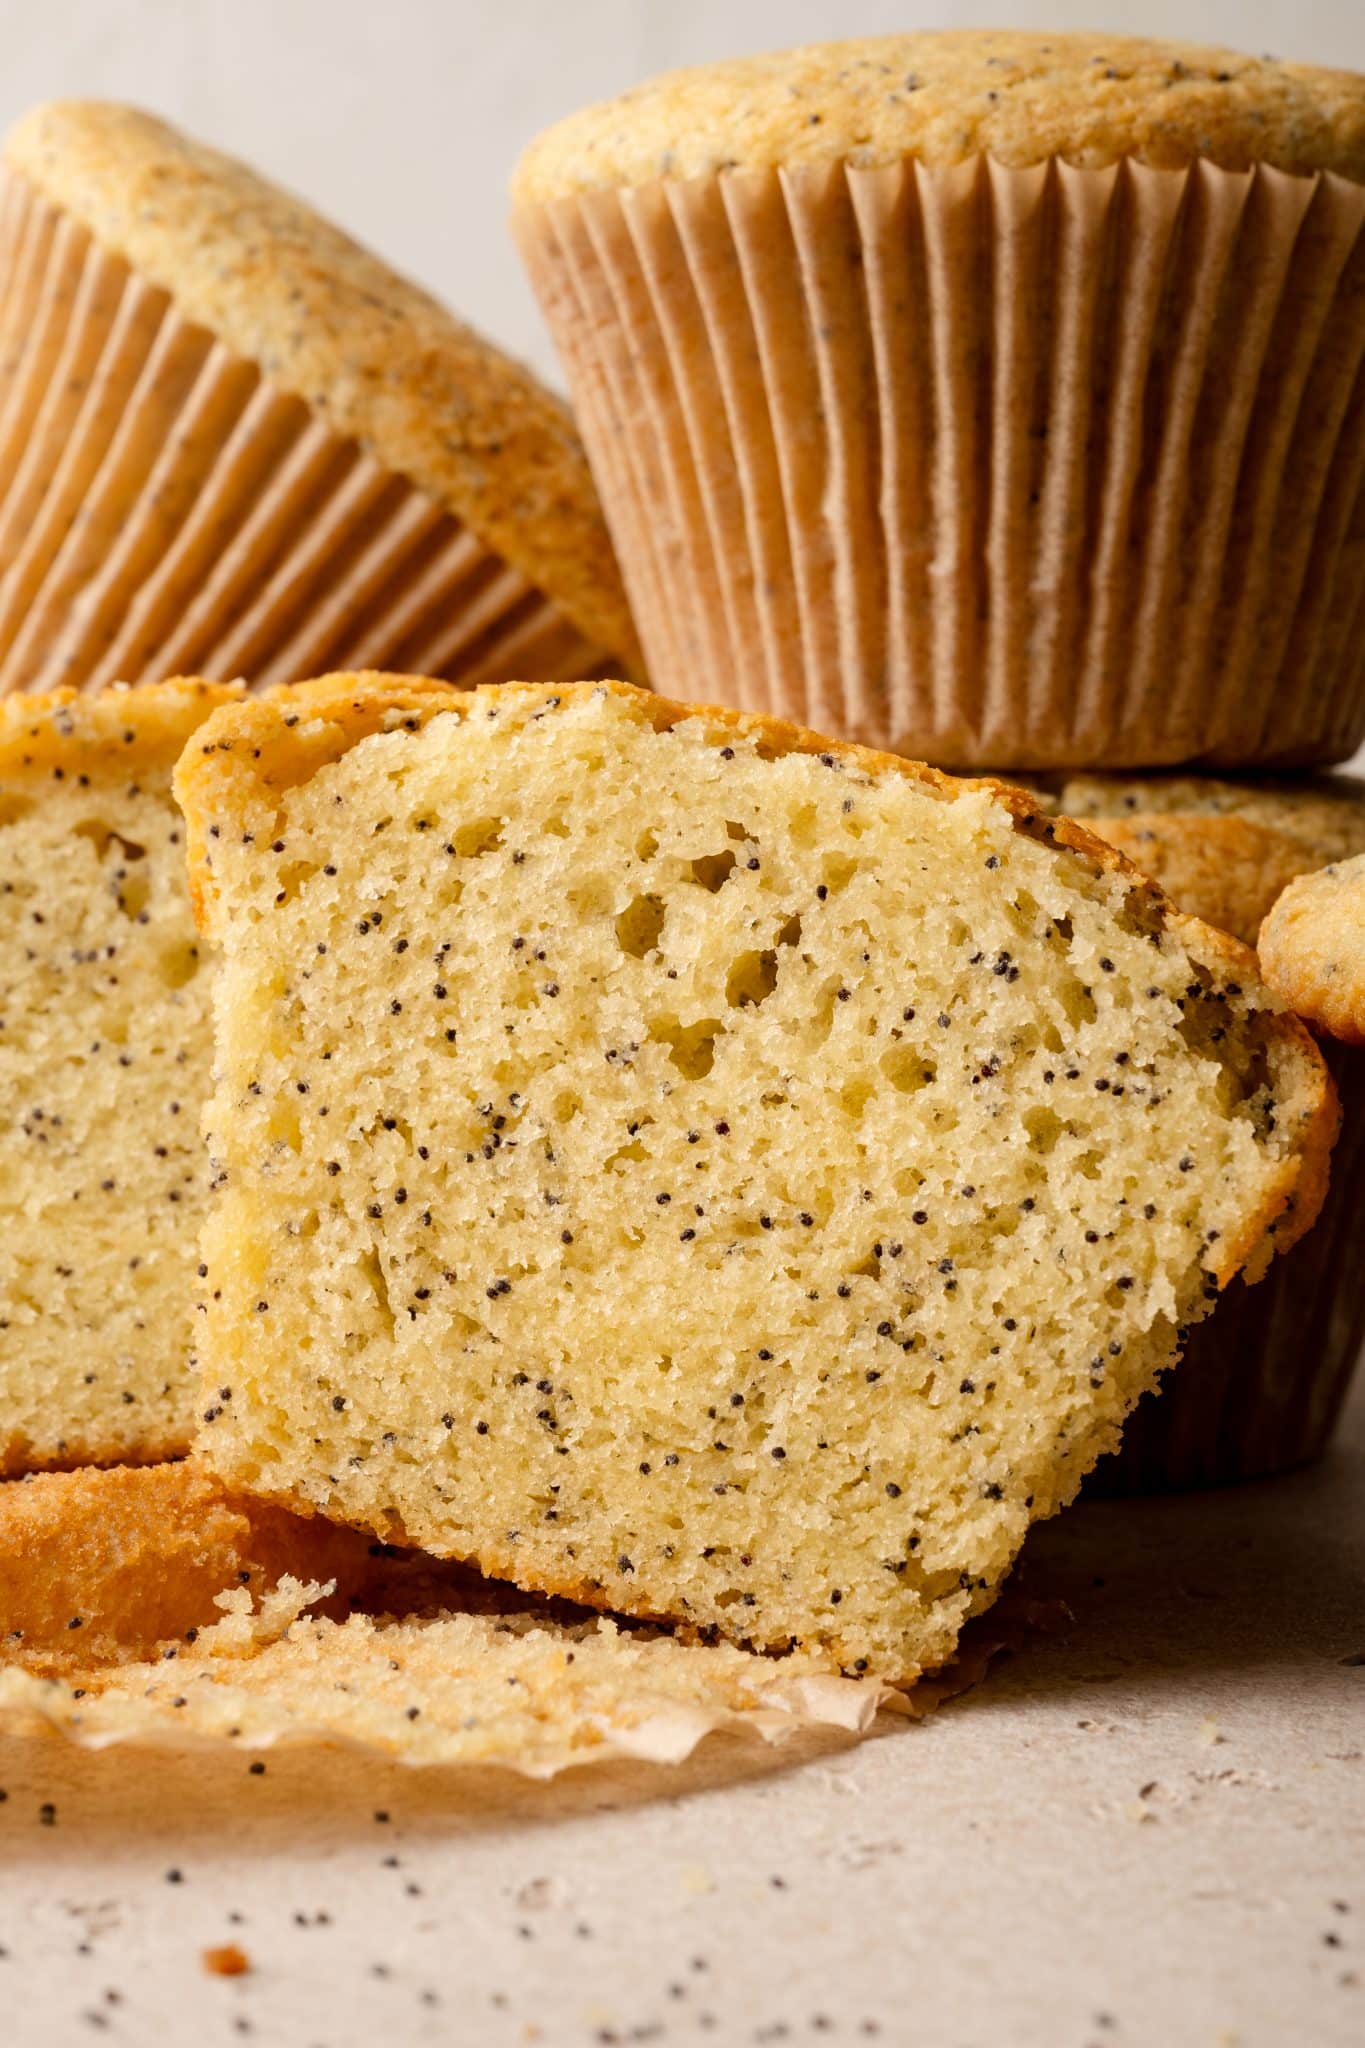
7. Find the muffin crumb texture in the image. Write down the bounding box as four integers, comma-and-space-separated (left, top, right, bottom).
513, 31, 1365, 199
179, 679, 1331, 1679
0, 682, 236, 1473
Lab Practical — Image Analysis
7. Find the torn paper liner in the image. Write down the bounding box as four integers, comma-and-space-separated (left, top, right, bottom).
0, 169, 613, 697
517, 155, 1365, 771
0, 1577, 931, 1779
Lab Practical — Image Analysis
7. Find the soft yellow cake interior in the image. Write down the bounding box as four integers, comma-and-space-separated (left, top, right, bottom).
0, 681, 238, 1471
179, 679, 1332, 1678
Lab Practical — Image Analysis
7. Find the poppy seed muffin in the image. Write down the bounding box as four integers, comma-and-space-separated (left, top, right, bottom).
177, 676, 1334, 1680
0, 680, 238, 1473
1261, 851, 1365, 1044
513, 34, 1365, 195
514, 32, 1365, 768
0, 101, 640, 696
1046, 772, 1365, 947
1043, 775, 1365, 1493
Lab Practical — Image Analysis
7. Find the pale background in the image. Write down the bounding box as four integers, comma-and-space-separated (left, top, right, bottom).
1, 0, 1363, 385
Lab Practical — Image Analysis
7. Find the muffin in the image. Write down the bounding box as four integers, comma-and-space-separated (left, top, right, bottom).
1052, 770, 1365, 946
176, 675, 1333, 1679
0, 102, 640, 696
1063, 773, 1365, 1491
0, 680, 237, 1473
0, 1461, 385, 1676
514, 32, 1365, 769
1261, 848, 1365, 1043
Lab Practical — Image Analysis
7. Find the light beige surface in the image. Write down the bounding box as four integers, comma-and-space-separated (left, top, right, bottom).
0, 1374, 1359, 2045
514, 30, 1365, 199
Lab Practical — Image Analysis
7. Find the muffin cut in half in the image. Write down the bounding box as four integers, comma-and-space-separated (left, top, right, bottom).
0, 681, 240, 1474
177, 677, 1335, 1679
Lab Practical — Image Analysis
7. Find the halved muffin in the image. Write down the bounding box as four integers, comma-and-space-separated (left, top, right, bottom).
177, 676, 1335, 1678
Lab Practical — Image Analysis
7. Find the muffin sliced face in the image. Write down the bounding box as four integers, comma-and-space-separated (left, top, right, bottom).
1261, 852, 1365, 1045
176, 678, 1334, 1680
0, 682, 237, 1472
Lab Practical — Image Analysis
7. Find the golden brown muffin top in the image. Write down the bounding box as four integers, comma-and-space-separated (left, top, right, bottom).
513, 32, 1365, 201
1050, 772, 1365, 948
1261, 852, 1365, 1045
6, 101, 640, 670
0, 676, 243, 784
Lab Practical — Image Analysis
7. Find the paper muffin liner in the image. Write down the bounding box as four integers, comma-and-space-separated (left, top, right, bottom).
0, 168, 614, 696
518, 156, 1365, 769
0, 1573, 944, 1778
1090, 1039, 1364, 1494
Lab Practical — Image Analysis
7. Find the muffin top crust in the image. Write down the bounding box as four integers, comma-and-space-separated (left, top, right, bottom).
1261, 852, 1365, 1045
6, 101, 640, 670
1046, 773, 1365, 948
513, 31, 1365, 201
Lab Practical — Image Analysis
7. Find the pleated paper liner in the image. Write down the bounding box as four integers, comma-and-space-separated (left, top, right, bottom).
1088, 1040, 1365, 1495
0, 168, 615, 696
517, 156, 1365, 770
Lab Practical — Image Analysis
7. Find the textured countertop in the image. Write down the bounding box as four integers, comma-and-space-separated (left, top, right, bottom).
1, 1371, 1360, 2048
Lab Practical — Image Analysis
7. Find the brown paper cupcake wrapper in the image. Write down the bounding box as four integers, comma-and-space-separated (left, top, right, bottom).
1090, 1039, 1365, 1494
518, 157, 1365, 769
0, 169, 614, 695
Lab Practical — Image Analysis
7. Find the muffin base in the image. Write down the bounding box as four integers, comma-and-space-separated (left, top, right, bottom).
518, 154, 1365, 768
0, 169, 612, 693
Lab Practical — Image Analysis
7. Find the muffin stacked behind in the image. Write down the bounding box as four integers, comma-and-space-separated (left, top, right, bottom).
514, 31, 1365, 769
0, 102, 640, 696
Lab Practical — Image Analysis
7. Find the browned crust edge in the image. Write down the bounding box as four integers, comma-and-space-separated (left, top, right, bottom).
0, 678, 245, 784
0, 1460, 384, 1680
1260, 857, 1365, 1047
